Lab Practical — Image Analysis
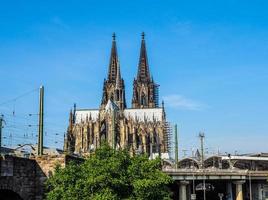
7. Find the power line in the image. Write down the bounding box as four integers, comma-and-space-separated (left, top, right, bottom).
0, 86, 66, 150
0, 88, 39, 107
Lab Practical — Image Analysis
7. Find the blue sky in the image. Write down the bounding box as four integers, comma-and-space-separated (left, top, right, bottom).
0, 0, 268, 156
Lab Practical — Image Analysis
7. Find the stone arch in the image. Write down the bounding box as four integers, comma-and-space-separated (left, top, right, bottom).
0, 185, 25, 200
0, 189, 23, 200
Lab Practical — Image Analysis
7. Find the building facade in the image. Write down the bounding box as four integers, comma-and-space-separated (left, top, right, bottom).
64, 33, 170, 157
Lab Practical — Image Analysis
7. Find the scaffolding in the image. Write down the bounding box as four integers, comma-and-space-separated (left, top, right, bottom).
164, 122, 172, 153
154, 84, 160, 107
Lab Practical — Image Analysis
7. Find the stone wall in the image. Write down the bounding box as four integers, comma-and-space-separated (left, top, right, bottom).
0, 154, 83, 200
0, 155, 37, 200
33, 155, 66, 200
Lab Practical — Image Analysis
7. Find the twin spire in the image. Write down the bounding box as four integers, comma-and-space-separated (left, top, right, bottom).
103, 32, 156, 110
107, 32, 151, 84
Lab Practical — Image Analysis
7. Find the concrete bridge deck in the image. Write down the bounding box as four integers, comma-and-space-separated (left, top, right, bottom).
164, 168, 268, 180
164, 168, 268, 200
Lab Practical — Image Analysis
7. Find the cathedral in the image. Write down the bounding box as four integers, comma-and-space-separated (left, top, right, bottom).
64, 33, 170, 158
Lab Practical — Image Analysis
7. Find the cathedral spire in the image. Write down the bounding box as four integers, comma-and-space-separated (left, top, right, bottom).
115, 60, 121, 89
108, 33, 118, 82
101, 33, 126, 110
137, 32, 150, 82
115, 60, 126, 109
132, 33, 158, 108
69, 109, 73, 129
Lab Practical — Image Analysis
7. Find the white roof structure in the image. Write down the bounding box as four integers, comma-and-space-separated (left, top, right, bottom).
75, 109, 99, 123
221, 155, 268, 161
124, 108, 163, 122
74, 107, 164, 123
151, 152, 170, 160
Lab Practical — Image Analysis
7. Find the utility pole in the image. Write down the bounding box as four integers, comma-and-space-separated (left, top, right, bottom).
0, 115, 4, 155
199, 132, 205, 168
199, 132, 206, 200
38, 86, 44, 156
174, 124, 178, 168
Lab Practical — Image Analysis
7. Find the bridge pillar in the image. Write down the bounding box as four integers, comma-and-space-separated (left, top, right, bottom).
226, 182, 233, 200
234, 181, 245, 200
257, 183, 263, 200
179, 180, 189, 200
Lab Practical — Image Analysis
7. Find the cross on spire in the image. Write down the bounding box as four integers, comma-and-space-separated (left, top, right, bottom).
141, 32, 145, 40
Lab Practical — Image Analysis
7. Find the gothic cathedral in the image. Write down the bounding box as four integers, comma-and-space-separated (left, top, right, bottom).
64, 33, 170, 158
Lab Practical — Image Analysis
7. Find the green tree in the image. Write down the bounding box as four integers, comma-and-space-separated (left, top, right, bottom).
46, 144, 173, 200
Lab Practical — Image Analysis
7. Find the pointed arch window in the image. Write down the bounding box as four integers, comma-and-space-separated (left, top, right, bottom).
100, 120, 107, 143
110, 92, 114, 101
141, 92, 147, 106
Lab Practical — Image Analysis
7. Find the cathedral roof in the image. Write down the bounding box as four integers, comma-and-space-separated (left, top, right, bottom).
124, 108, 163, 122
74, 107, 164, 123
75, 109, 99, 123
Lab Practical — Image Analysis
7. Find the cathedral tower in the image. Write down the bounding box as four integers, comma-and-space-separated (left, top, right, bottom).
101, 33, 126, 110
132, 33, 159, 108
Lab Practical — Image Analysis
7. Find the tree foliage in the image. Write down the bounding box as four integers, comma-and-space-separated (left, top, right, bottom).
46, 144, 173, 200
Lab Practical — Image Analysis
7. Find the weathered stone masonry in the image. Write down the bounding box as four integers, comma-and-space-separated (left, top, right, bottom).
0, 155, 81, 200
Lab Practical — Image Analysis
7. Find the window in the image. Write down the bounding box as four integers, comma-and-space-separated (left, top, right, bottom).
141, 93, 147, 106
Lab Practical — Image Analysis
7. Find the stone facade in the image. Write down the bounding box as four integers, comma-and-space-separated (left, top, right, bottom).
64, 33, 170, 157
0, 154, 81, 200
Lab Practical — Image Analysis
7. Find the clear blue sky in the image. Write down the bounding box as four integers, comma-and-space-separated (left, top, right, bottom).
0, 0, 268, 156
